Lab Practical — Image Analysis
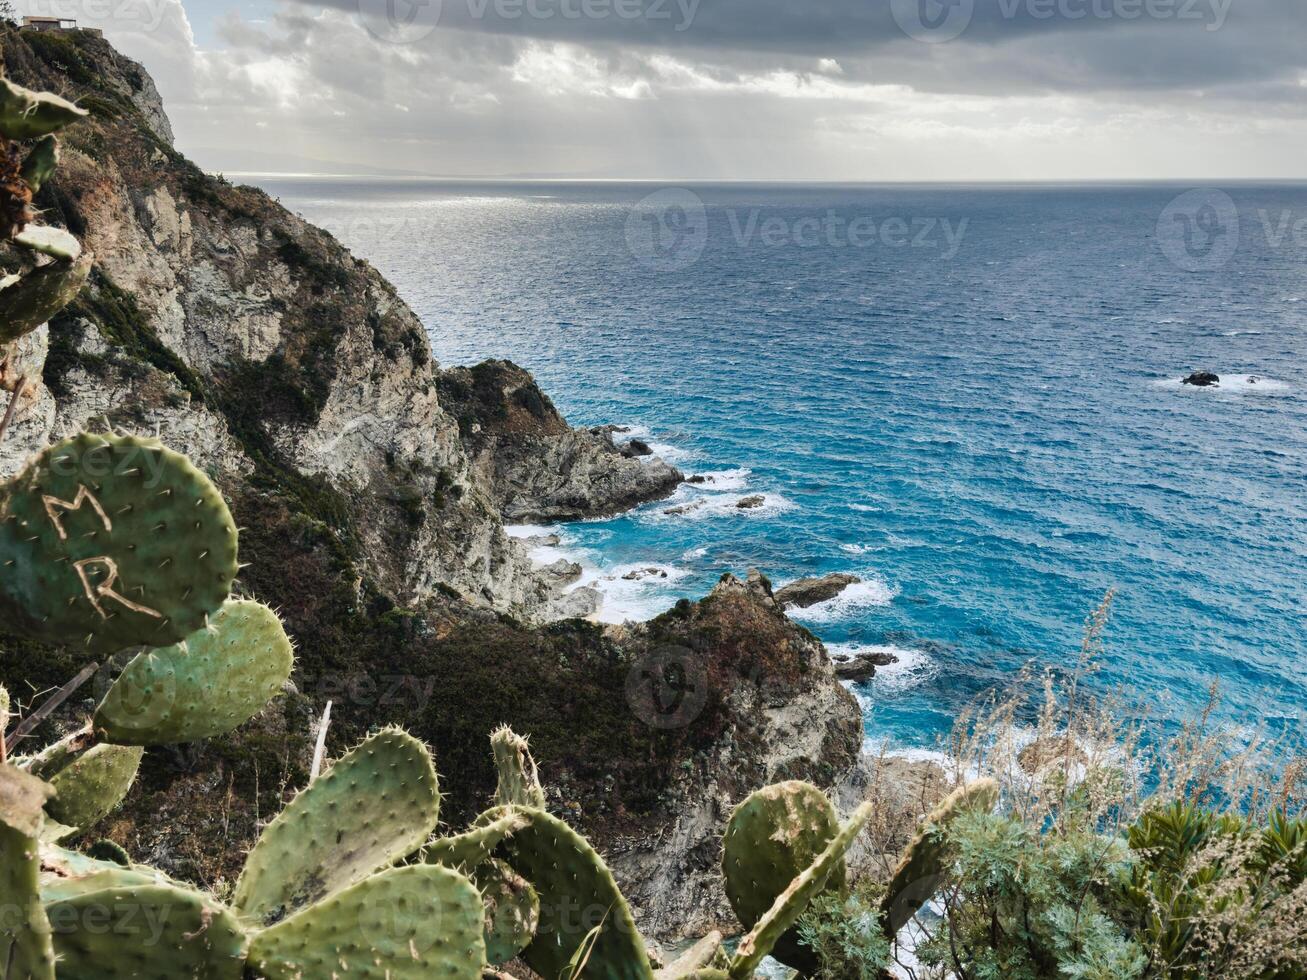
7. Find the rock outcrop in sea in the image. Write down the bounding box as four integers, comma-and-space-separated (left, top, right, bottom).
0, 30, 865, 940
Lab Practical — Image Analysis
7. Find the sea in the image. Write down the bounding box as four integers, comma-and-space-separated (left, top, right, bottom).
249, 178, 1307, 754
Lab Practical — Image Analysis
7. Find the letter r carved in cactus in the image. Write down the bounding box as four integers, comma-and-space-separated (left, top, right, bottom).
71, 556, 164, 620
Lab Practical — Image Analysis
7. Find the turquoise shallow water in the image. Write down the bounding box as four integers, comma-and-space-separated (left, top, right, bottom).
254, 178, 1307, 751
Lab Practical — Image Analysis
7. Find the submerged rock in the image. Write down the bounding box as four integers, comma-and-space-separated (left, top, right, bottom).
1182, 371, 1221, 387
736, 494, 765, 509
775, 573, 862, 609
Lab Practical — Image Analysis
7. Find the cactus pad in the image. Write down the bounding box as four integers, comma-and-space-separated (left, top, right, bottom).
881, 778, 999, 938
722, 781, 842, 973
730, 801, 873, 979
248, 865, 485, 980
425, 807, 531, 870
42, 742, 143, 834
0, 764, 56, 980
19, 135, 58, 195
0, 252, 92, 344
490, 725, 546, 808
95, 599, 294, 745
86, 839, 131, 866
0, 79, 87, 140
0, 433, 238, 655
477, 805, 653, 980
475, 857, 540, 965
46, 883, 248, 979
233, 727, 441, 925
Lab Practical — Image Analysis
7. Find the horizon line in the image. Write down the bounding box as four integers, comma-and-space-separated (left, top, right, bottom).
219, 172, 1307, 185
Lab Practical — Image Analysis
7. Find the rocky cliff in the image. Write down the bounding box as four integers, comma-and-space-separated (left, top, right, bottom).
0, 29, 865, 941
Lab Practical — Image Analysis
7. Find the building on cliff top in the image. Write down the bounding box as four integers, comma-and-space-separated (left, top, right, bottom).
19, 16, 103, 35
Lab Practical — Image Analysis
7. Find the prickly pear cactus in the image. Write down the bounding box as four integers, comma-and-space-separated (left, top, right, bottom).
45, 882, 248, 979
721, 780, 842, 974
425, 807, 531, 871
0, 252, 93, 344
18, 135, 58, 195
0, 78, 88, 142
477, 805, 654, 980
0, 764, 57, 980
85, 839, 131, 866
247, 865, 485, 980
729, 801, 873, 980
475, 857, 540, 965
490, 725, 546, 808
41, 741, 143, 835
233, 727, 441, 924
880, 777, 999, 938
0, 433, 238, 656
95, 599, 294, 745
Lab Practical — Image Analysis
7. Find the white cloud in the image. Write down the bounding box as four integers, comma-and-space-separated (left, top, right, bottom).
22, 0, 1304, 179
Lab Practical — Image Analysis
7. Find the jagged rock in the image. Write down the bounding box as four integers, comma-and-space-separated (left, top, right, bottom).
605, 572, 861, 938
831, 647, 898, 682
686, 474, 709, 484
621, 438, 653, 458
736, 494, 765, 509
1182, 371, 1221, 387
775, 573, 862, 608
438, 360, 683, 522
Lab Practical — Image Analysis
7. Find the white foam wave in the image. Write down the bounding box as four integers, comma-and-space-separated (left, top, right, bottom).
848, 503, 881, 513
651, 492, 797, 523
839, 543, 876, 555
1153, 374, 1291, 393
787, 577, 898, 624
681, 546, 708, 560
576, 561, 691, 624
686, 467, 752, 491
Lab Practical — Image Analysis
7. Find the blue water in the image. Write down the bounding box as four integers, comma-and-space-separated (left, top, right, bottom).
254, 179, 1307, 750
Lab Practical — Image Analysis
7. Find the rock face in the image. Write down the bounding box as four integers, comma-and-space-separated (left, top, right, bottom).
602, 572, 862, 937
1182, 371, 1221, 387
775, 573, 862, 609
437, 360, 683, 522
0, 30, 868, 929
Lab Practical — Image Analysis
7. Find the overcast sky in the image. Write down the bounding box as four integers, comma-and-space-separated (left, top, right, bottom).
16, 0, 1307, 178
